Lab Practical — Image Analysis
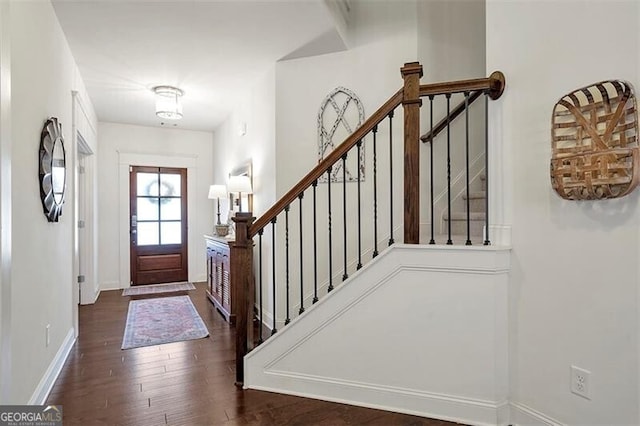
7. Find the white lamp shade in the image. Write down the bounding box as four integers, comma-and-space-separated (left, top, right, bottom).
208, 184, 227, 199
228, 175, 252, 194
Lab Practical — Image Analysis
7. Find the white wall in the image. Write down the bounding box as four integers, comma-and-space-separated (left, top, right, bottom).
0, 0, 12, 403
211, 66, 277, 328
268, 0, 417, 327
487, 1, 640, 424
211, 66, 277, 220
417, 0, 485, 84
417, 0, 486, 235
276, 0, 417, 197
98, 123, 213, 289
7, 0, 97, 403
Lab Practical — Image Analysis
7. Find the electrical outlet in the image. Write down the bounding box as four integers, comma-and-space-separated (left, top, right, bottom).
571, 365, 591, 399
46, 324, 50, 347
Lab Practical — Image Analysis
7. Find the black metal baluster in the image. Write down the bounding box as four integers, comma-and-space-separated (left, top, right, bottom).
388, 111, 395, 246
484, 93, 491, 246
271, 218, 277, 335
342, 153, 348, 281
327, 167, 334, 292
465, 92, 472, 246
429, 96, 435, 245
258, 229, 264, 344
446, 94, 453, 245
298, 193, 305, 315
357, 140, 362, 270
284, 205, 291, 325
372, 125, 379, 258
312, 180, 319, 304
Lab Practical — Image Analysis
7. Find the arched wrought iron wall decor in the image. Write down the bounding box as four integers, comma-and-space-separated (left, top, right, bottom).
317, 87, 365, 183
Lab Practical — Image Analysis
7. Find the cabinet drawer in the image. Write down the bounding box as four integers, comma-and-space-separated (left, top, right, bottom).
204, 236, 235, 324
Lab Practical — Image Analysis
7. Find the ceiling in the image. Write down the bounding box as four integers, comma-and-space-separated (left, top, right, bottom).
52, 0, 341, 132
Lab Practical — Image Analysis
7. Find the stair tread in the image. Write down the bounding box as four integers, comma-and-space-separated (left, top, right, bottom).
444, 211, 486, 221
462, 191, 486, 200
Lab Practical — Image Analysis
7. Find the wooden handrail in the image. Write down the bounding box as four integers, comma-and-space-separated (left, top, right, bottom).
418, 71, 504, 143
420, 90, 483, 143
418, 71, 505, 99
248, 88, 404, 238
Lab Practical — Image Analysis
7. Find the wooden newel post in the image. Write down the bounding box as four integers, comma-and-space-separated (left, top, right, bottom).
230, 212, 255, 386
401, 62, 423, 244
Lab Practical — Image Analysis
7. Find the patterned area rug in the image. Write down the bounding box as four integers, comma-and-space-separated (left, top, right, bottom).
121, 295, 209, 349
122, 282, 196, 297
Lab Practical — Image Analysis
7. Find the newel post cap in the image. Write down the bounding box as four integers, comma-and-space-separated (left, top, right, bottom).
231, 212, 255, 248
401, 62, 424, 78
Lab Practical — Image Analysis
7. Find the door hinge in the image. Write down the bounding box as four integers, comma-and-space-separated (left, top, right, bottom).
79, 165, 86, 174
77, 275, 85, 283
78, 220, 85, 229
129, 166, 133, 172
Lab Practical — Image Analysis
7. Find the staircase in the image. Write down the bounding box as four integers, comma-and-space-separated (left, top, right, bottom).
443, 173, 486, 243
225, 61, 508, 425
229, 61, 506, 390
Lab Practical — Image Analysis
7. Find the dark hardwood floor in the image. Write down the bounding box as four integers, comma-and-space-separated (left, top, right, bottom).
47, 282, 459, 426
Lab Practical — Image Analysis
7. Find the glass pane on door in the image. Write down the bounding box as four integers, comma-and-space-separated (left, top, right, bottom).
160, 173, 181, 197
138, 222, 159, 245
137, 173, 159, 196
161, 222, 181, 244
137, 197, 159, 221
160, 198, 181, 221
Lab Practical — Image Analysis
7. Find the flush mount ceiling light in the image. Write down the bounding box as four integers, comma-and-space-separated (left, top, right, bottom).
153, 85, 183, 120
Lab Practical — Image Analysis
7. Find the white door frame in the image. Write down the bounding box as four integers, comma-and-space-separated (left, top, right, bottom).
72, 91, 98, 321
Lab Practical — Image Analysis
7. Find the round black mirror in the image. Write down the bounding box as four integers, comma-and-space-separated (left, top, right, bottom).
39, 117, 66, 222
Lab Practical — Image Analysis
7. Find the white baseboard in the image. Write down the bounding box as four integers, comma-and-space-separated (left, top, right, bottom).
92, 288, 101, 303
100, 281, 121, 291
248, 371, 506, 426
510, 402, 564, 426
28, 328, 75, 405
80, 285, 100, 305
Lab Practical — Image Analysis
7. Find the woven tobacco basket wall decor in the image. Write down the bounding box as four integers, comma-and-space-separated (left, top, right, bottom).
551, 80, 639, 200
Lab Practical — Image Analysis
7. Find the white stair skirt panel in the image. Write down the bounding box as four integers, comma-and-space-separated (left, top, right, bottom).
245, 244, 511, 426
